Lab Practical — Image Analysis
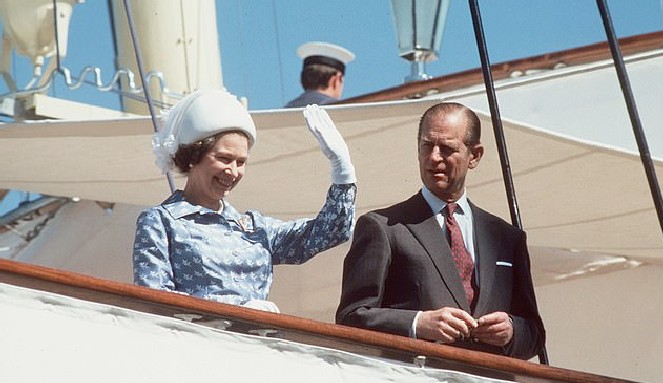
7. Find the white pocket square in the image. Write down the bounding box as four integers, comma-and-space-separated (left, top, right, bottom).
496, 261, 512, 267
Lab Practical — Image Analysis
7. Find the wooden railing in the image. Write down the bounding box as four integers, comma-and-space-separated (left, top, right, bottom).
0, 259, 636, 383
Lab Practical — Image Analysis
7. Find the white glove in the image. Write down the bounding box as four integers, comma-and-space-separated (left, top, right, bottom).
303, 104, 356, 184
242, 299, 280, 313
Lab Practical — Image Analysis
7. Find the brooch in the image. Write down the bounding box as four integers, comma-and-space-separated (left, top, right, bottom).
237, 215, 254, 232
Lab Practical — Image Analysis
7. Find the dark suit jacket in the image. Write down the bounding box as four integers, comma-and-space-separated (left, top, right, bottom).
336, 192, 545, 359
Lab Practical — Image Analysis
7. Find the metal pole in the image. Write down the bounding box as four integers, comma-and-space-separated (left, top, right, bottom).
596, 0, 663, 235
467, 1, 521, 229
122, 0, 176, 193
467, 0, 549, 365
52, 0, 63, 72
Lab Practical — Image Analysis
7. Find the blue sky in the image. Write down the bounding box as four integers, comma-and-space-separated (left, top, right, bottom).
0, 1, 662, 213
217, 0, 663, 109
2, 0, 662, 112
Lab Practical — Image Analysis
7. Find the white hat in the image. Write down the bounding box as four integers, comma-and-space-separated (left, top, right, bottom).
297, 41, 355, 74
152, 89, 257, 174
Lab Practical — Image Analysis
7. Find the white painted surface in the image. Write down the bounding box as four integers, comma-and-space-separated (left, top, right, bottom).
0, 282, 507, 383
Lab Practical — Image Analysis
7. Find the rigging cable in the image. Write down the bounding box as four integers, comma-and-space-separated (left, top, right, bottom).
271, 0, 286, 106
236, 0, 249, 102
467, 0, 549, 365
107, 0, 123, 109
177, 0, 192, 93
122, 0, 176, 193
467, 1, 521, 230
596, 0, 663, 236
41, 0, 64, 92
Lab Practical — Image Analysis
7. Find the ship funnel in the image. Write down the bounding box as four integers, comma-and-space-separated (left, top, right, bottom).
0, 0, 83, 77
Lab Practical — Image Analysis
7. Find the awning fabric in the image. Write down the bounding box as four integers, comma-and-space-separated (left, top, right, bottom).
1, 98, 661, 261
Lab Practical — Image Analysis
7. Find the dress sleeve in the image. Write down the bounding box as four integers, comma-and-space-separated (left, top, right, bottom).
266, 183, 356, 265
132, 208, 176, 291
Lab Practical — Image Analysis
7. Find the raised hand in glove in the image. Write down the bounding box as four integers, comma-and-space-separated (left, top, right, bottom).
303, 104, 356, 184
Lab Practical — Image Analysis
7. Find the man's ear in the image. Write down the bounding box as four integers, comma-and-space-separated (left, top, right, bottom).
468, 143, 484, 169
329, 72, 342, 89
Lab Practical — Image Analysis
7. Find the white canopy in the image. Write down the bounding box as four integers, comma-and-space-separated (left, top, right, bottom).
1, 95, 661, 262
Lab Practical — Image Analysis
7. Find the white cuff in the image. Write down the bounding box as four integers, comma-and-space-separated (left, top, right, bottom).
331, 160, 356, 184
410, 311, 423, 339
242, 299, 280, 313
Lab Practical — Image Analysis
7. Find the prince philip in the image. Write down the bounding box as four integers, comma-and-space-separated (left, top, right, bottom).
336, 102, 545, 359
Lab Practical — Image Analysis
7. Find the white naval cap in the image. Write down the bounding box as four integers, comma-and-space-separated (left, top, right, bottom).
297, 41, 355, 74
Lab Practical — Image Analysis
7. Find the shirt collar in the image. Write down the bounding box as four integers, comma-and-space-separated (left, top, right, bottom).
421, 186, 471, 216
162, 190, 244, 221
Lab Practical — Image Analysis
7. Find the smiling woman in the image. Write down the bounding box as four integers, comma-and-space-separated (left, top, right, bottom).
178, 132, 249, 210
132, 89, 357, 312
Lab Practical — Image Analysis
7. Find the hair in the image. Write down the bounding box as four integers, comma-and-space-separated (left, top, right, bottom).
301, 64, 340, 90
173, 130, 249, 174
417, 102, 481, 147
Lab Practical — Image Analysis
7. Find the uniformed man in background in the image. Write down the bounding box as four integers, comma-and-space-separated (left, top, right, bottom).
285, 41, 355, 108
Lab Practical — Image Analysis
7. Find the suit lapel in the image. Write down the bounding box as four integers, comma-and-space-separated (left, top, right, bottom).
471, 203, 500, 315
404, 193, 470, 312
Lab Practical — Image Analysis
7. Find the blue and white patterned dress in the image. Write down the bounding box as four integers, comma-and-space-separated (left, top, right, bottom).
132, 184, 356, 305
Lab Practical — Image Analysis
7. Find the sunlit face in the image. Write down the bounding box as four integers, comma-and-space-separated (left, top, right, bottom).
418, 112, 483, 202
184, 132, 249, 210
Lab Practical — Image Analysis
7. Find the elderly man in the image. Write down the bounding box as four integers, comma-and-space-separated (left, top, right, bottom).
336, 102, 545, 359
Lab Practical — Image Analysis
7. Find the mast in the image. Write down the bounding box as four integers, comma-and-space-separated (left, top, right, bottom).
109, 0, 223, 114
